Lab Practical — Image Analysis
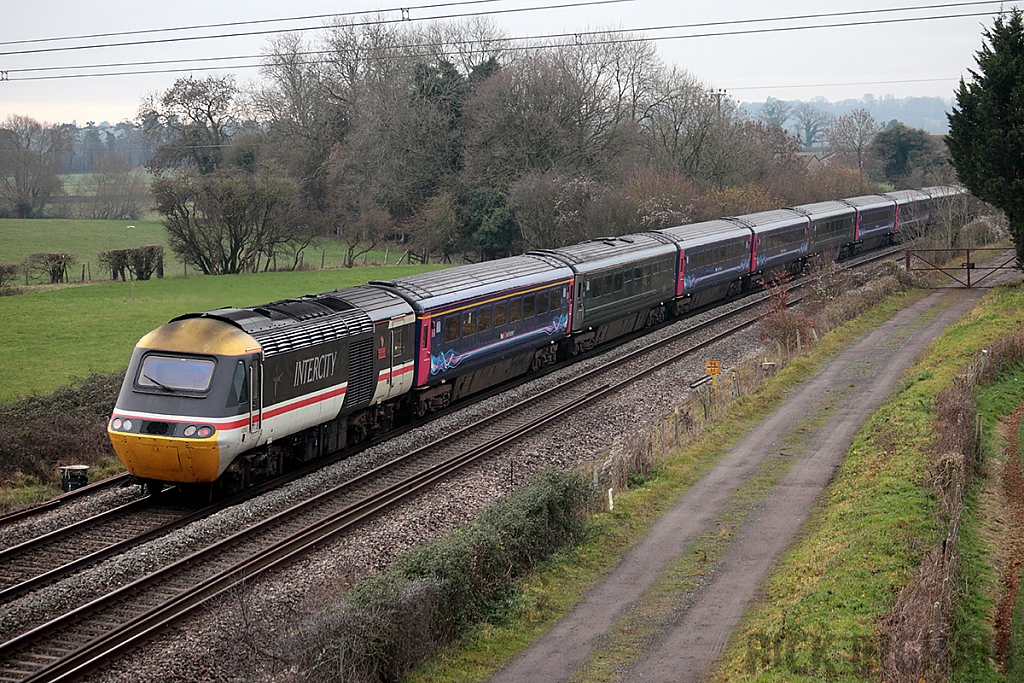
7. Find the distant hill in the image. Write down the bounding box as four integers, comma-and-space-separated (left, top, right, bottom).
741, 95, 953, 135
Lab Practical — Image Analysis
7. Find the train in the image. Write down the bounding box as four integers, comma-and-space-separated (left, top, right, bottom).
108, 185, 963, 493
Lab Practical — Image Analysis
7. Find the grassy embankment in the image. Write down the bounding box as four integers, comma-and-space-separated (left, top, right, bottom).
0, 217, 411, 285
405, 284, 1024, 683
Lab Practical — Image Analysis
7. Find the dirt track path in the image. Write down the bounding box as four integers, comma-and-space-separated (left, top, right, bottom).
488, 272, 1020, 683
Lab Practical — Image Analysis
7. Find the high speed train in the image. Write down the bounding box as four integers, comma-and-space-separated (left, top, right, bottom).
108, 186, 963, 493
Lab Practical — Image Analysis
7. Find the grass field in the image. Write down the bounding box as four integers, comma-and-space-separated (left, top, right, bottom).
0, 218, 426, 284
0, 264, 446, 402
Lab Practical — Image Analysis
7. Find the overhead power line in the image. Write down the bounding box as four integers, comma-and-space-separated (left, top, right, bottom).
0, 1, 1003, 80
0, 0, 643, 57
1, 6, 1002, 82
0, 0, 518, 48
0, 0, 1003, 59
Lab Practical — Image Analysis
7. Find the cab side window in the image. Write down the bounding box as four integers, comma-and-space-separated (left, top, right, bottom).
230, 360, 248, 406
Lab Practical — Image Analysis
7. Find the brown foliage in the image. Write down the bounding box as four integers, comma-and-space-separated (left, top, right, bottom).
0, 263, 19, 289
0, 373, 121, 488
759, 271, 815, 348
24, 252, 76, 284
876, 339, 1019, 682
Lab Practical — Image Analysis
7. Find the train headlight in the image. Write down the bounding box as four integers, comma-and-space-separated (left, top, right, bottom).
183, 425, 197, 437
197, 426, 214, 438
112, 418, 123, 430
122, 419, 133, 431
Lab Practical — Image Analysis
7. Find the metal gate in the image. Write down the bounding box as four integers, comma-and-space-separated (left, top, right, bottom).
905, 248, 1017, 288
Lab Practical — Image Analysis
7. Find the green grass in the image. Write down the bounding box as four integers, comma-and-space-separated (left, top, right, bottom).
0, 217, 432, 283
709, 284, 1024, 683
0, 219, 172, 279
0, 264, 446, 402
405, 288, 936, 683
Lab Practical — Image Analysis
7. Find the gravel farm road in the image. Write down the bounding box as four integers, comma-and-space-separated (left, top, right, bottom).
488, 261, 1023, 683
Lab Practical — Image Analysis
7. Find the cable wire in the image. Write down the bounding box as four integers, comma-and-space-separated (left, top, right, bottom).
2, 8, 1000, 82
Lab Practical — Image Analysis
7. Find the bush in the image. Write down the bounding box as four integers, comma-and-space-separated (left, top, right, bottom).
0, 263, 19, 289
760, 271, 815, 348
292, 468, 592, 683
0, 372, 122, 490
23, 252, 76, 284
97, 245, 165, 281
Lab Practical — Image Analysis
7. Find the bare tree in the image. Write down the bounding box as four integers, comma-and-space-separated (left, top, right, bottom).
140, 75, 241, 174
152, 168, 304, 274
825, 108, 879, 170
641, 67, 720, 180
792, 102, 832, 151
758, 98, 792, 129
0, 115, 71, 218
74, 156, 150, 220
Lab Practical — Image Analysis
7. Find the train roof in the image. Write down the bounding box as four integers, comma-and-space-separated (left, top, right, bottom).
881, 189, 930, 204
370, 254, 573, 312
842, 194, 896, 211
655, 219, 752, 248
730, 209, 807, 234
790, 200, 855, 220
329, 285, 414, 323
530, 233, 676, 274
921, 185, 964, 198
174, 296, 374, 357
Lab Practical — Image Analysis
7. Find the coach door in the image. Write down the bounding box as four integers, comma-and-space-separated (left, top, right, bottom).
249, 358, 262, 433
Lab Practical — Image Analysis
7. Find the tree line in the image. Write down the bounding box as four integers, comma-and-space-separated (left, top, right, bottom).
0, 17, 982, 271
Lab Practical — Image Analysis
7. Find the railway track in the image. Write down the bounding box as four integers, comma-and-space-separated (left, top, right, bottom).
0, 474, 132, 534
0, 245, 903, 682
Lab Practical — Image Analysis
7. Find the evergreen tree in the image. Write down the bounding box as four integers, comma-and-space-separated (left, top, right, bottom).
947, 8, 1024, 267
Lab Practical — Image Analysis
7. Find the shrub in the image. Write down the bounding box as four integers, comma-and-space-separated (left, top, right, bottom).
0, 372, 122, 490
23, 252, 76, 284
0, 263, 19, 289
292, 468, 592, 683
97, 245, 165, 281
760, 271, 815, 348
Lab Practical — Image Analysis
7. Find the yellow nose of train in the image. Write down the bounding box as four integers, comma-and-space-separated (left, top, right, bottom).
108, 428, 222, 483
108, 316, 261, 485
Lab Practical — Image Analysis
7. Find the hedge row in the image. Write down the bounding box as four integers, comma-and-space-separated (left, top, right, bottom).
291, 468, 592, 683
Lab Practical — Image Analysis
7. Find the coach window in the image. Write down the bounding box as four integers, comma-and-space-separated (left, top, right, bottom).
478, 306, 492, 332
444, 315, 460, 343
495, 301, 508, 327
523, 294, 535, 318
393, 333, 404, 357
643, 264, 652, 288
462, 310, 476, 336
510, 298, 522, 323
593, 277, 603, 298
614, 272, 623, 292
537, 291, 549, 315
604, 274, 613, 295
623, 268, 632, 285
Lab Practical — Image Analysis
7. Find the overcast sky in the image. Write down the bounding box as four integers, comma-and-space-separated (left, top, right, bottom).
0, 0, 1007, 126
